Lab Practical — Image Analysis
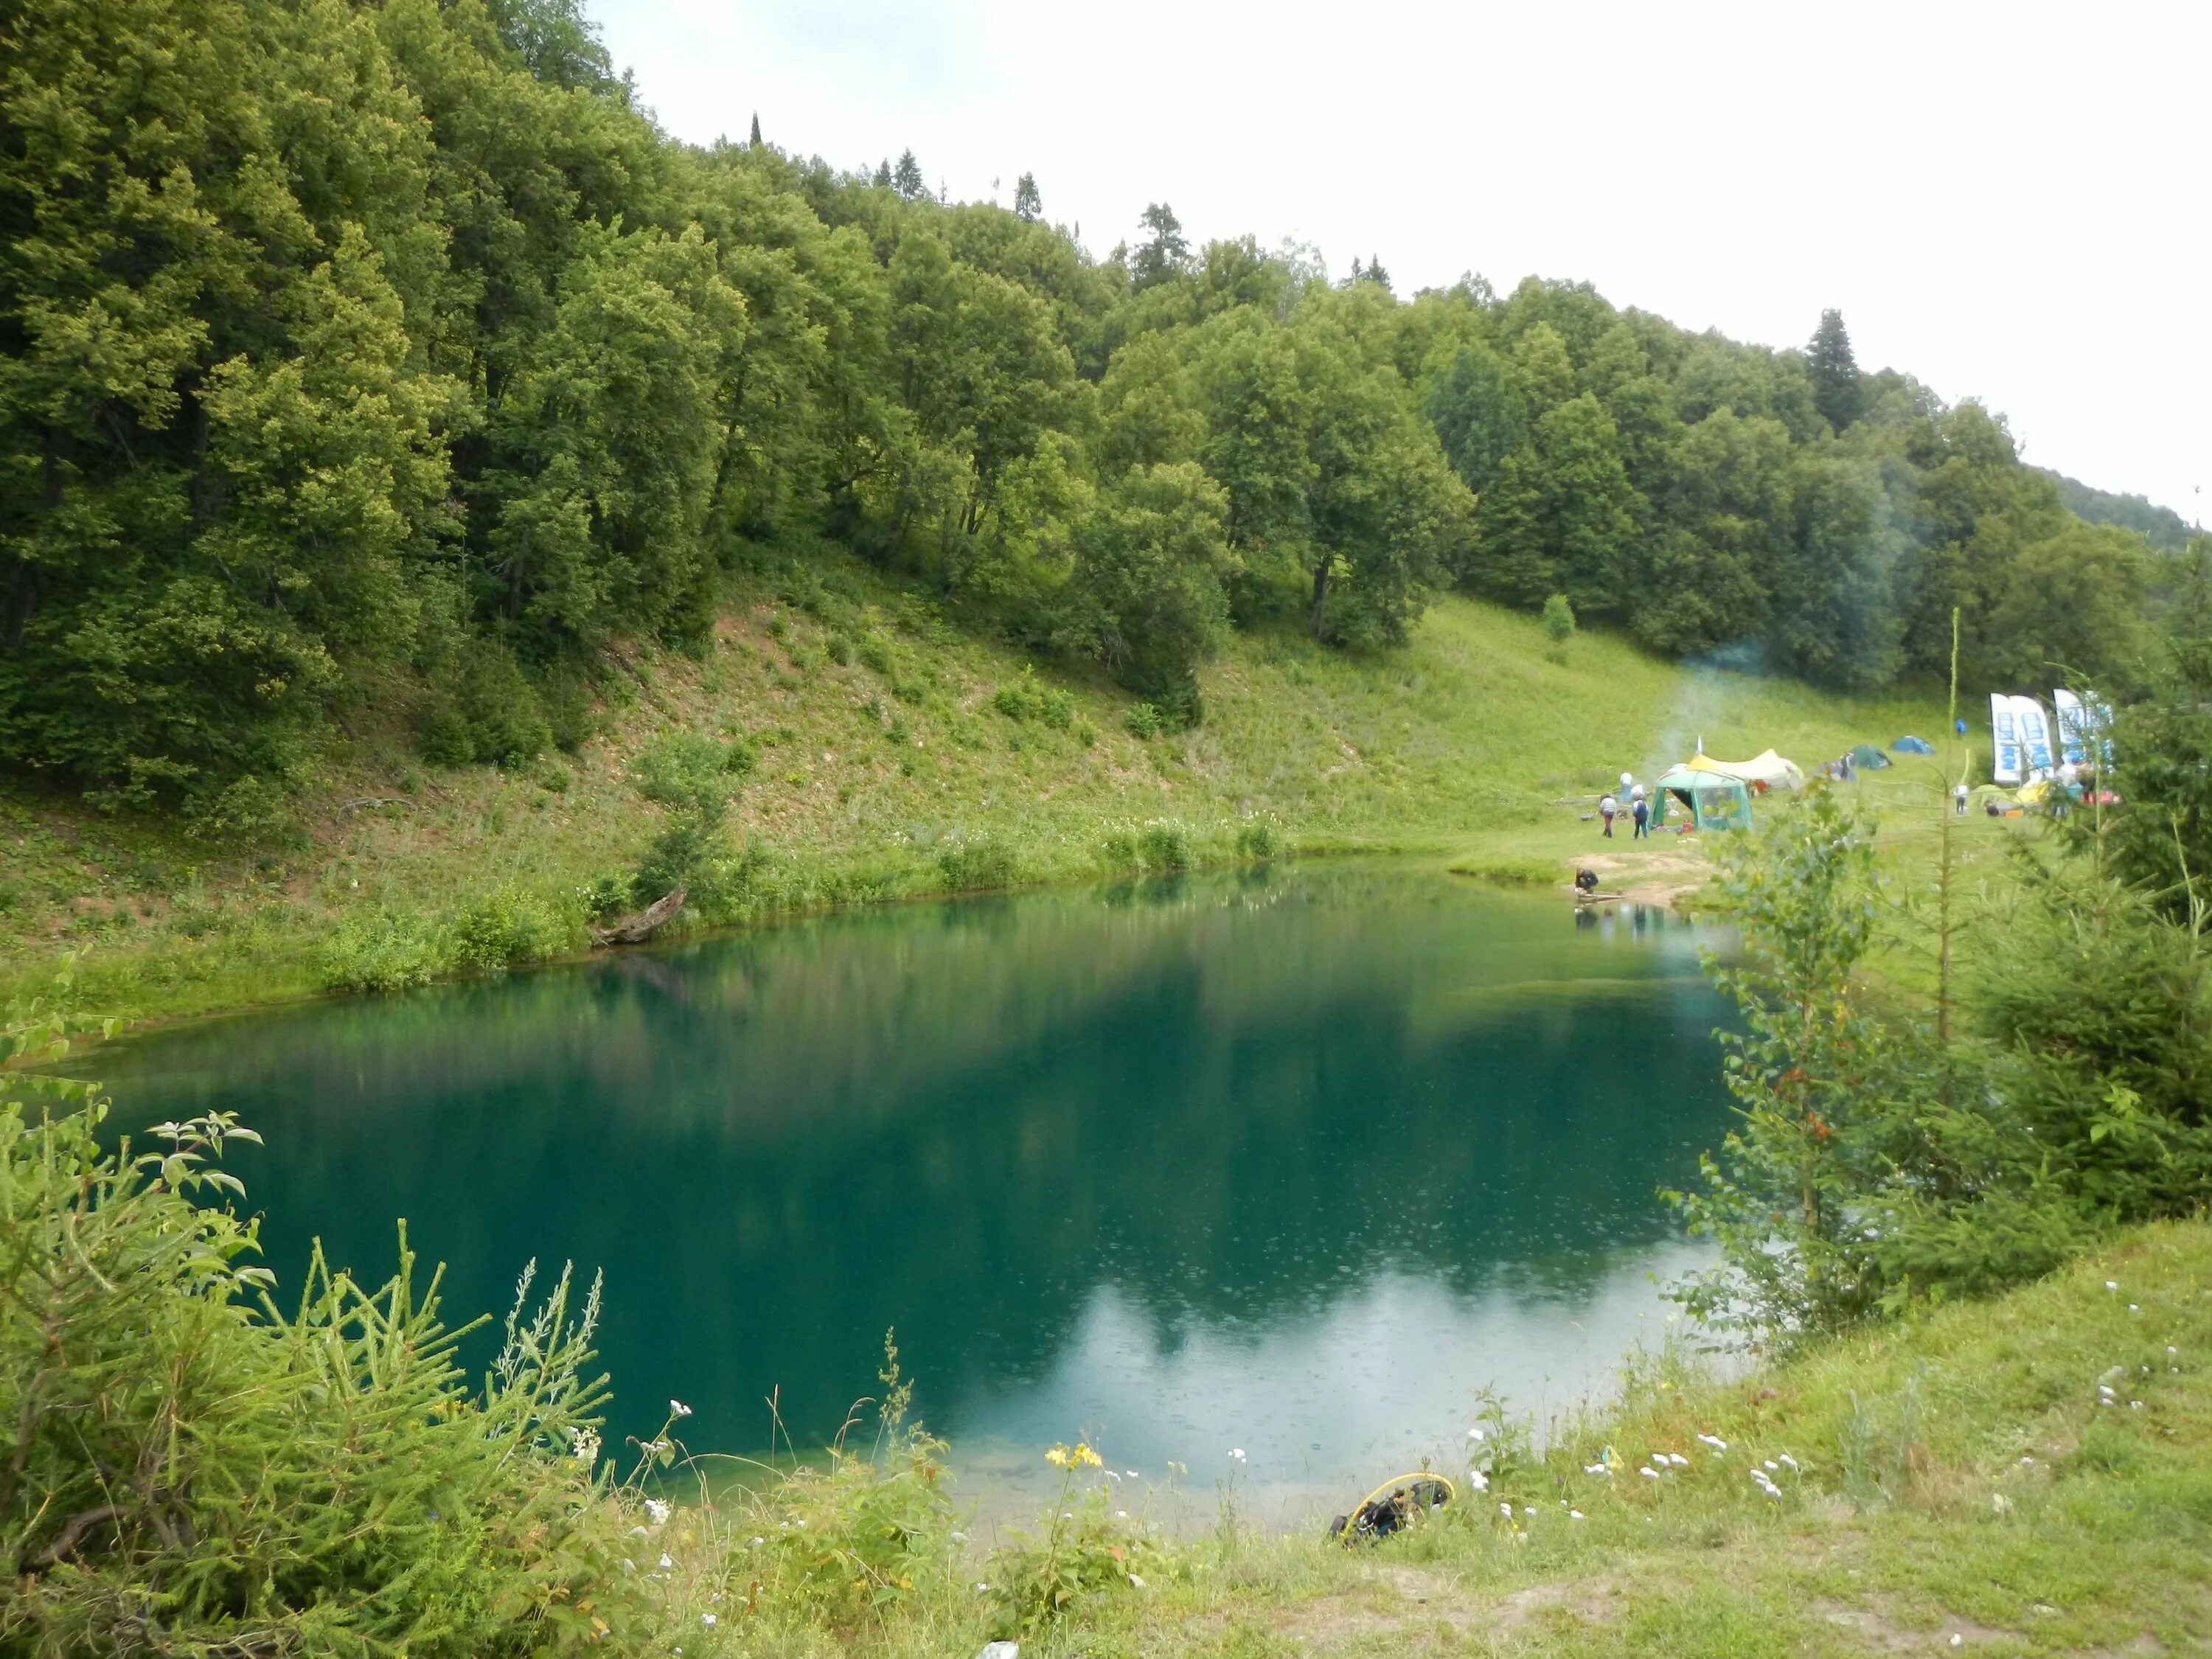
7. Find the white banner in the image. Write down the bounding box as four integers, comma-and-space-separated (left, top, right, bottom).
2053, 689, 2113, 767
2011, 696, 2056, 775
1990, 692, 2024, 784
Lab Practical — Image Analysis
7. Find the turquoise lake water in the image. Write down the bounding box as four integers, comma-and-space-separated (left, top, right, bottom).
96, 863, 1735, 1518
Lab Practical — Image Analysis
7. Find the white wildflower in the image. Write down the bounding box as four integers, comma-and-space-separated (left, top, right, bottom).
700, 1613, 716, 1630
1468, 1470, 1489, 1492
1639, 1466, 1660, 1480
1128, 1573, 1147, 1588
1499, 1502, 1513, 1518
1568, 1509, 1586, 1520
670, 1399, 693, 1419
644, 1498, 672, 1527
1696, 1433, 1727, 1451
1228, 1447, 1247, 1462
658, 1554, 672, 1571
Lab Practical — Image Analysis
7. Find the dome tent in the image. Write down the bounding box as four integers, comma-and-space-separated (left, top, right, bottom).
1848, 742, 1892, 770
1650, 765, 1753, 831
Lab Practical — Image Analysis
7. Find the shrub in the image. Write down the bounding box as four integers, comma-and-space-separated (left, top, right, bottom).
1124, 702, 1166, 740
321, 911, 451, 992
0, 995, 632, 1658
1235, 819, 1280, 860
1100, 830, 1139, 872
1137, 819, 1192, 873
990, 669, 1076, 728
1541, 592, 1576, 647
939, 837, 1018, 892
451, 885, 585, 970
824, 633, 853, 665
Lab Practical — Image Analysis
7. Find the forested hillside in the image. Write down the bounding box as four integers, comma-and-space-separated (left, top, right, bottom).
2041, 468, 2196, 551
0, 0, 2179, 836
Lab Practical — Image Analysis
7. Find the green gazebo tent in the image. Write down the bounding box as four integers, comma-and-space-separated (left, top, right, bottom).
1649, 765, 1753, 831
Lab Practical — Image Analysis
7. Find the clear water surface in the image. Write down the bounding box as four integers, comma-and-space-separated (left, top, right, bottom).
96, 863, 1735, 1521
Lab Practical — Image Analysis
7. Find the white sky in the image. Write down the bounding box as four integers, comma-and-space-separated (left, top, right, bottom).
594, 0, 2209, 524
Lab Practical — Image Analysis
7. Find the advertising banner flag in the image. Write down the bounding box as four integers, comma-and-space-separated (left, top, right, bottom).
2053, 689, 2114, 768
1990, 693, 2024, 784
2011, 697, 2056, 774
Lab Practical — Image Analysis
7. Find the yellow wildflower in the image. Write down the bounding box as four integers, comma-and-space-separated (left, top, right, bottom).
1071, 1442, 1103, 1470
1046, 1444, 1071, 1468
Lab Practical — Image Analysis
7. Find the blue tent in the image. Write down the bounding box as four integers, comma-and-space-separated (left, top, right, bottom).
1892, 735, 1935, 754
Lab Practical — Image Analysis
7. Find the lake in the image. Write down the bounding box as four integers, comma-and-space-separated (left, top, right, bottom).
95, 863, 1735, 1523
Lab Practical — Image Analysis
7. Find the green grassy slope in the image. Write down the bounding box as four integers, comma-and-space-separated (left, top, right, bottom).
0, 569, 1971, 1023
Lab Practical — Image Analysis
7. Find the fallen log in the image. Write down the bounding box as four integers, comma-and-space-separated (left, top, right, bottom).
591, 886, 686, 947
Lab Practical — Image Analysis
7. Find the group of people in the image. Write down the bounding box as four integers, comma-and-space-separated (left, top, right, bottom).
1598, 772, 1651, 840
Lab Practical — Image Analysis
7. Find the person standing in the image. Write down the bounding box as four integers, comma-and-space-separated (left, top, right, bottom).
1599, 792, 1618, 837
1953, 780, 1969, 816
1631, 793, 1650, 838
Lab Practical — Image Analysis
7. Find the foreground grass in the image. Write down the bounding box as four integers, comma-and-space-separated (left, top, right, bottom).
1, 569, 1970, 1024
658, 1220, 2211, 1657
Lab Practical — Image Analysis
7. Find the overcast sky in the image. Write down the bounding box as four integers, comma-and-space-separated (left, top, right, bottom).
594, 0, 2208, 524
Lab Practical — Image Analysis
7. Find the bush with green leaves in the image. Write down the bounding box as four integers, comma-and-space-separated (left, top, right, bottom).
1137, 819, 1192, 873
939, 837, 1018, 892
0, 981, 633, 1657
990, 669, 1075, 730
321, 908, 452, 992
628, 731, 746, 902
451, 883, 589, 970
1672, 779, 2212, 1344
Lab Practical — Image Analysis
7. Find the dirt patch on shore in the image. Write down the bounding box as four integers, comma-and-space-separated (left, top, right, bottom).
1566, 846, 1712, 906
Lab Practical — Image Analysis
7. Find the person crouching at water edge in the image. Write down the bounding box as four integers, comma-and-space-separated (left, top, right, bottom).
1599, 792, 1618, 837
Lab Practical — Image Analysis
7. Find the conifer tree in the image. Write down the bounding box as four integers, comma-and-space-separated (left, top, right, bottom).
748, 111, 761, 147
872, 157, 892, 188
1130, 203, 1189, 289
1013, 171, 1040, 221
1807, 308, 1864, 433
892, 148, 925, 201
1365, 254, 1391, 292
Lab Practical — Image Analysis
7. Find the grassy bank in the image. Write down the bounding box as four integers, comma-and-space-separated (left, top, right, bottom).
1, 567, 1976, 1025
617, 1218, 2212, 1656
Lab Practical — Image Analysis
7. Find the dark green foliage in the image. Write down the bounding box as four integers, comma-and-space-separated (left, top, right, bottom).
1806, 308, 1864, 433
1130, 203, 1189, 291
892, 148, 925, 201
0, 0, 2166, 837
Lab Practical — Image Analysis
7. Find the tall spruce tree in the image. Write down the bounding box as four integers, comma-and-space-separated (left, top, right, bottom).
1807, 308, 1864, 433
872, 157, 892, 188
748, 112, 761, 147
891, 148, 925, 201
1013, 171, 1041, 221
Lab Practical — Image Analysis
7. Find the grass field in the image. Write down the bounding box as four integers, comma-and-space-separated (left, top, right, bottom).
0, 564, 2024, 1026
